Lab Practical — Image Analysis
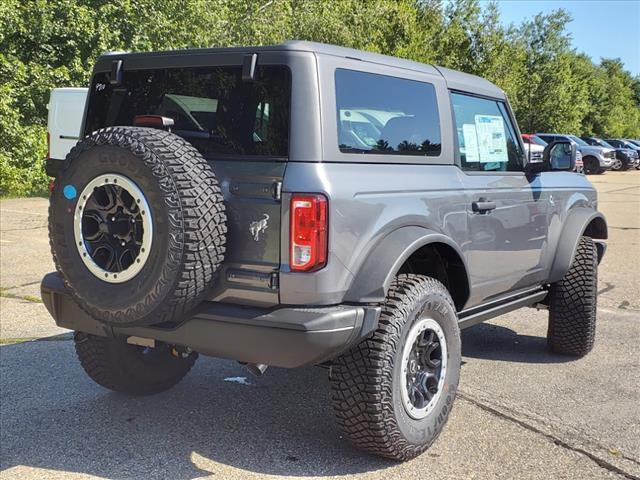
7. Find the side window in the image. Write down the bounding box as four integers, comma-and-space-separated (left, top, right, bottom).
451, 92, 524, 172
335, 69, 441, 156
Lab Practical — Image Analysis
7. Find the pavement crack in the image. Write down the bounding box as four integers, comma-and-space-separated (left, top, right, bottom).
458, 392, 640, 480
1, 280, 41, 290
1, 225, 47, 232
0, 288, 42, 303
598, 282, 615, 295
0, 333, 72, 345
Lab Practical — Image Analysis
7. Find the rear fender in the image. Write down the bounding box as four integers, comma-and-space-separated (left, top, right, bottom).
343, 226, 470, 306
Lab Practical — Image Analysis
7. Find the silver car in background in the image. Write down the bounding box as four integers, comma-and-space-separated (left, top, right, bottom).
537, 133, 615, 174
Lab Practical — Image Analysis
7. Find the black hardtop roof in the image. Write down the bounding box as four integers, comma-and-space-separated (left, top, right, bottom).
98, 40, 505, 99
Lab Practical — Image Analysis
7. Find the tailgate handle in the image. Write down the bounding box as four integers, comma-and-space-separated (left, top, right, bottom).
472, 198, 496, 213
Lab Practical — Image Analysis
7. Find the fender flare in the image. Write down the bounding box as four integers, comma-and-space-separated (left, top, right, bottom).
548, 207, 607, 284
343, 226, 470, 305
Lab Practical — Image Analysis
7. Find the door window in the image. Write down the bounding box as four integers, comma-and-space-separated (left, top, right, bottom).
451, 93, 524, 172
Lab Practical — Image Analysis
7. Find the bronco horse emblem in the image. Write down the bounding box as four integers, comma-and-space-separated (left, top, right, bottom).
249, 214, 270, 241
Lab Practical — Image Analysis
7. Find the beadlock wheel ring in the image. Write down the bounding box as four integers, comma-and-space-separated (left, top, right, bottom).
73, 174, 153, 283
400, 317, 448, 420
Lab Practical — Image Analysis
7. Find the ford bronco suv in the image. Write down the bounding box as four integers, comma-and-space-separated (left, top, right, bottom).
42, 41, 607, 461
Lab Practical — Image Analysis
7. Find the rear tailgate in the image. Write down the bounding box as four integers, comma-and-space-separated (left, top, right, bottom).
83, 57, 291, 307
207, 160, 285, 306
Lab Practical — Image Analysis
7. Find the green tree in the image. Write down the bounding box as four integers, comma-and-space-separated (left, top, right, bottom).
1, 0, 639, 196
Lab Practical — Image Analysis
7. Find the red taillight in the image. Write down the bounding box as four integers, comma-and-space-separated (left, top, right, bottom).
290, 194, 328, 272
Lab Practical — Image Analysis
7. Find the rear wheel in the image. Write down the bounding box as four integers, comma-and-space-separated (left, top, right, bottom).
547, 236, 598, 357
611, 158, 629, 171
329, 274, 460, 460
74, 332, 197, 395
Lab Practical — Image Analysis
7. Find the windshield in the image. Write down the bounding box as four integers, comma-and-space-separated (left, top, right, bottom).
529, 135, 547, 146
569, 135, 589, 146
595, 138, 614, 148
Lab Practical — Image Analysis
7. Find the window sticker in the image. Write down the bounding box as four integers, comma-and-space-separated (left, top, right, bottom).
474, 115, 508, 163
462, 124, 480, 163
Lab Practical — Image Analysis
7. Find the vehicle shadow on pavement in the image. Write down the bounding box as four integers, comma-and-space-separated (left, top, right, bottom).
0, 338, 394, 479
461, 323, 575, 364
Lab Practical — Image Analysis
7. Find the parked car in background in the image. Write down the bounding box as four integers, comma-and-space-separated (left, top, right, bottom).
521, 133, 546, 163
624, 139, 640, 169
581, 136, 639, 171
523, 133, 583, 173
537, 133, 614, 174
574, 149, 584, 173
46, 87, 88, 176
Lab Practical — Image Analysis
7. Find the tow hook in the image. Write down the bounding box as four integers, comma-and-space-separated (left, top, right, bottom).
170, 345, 194, 358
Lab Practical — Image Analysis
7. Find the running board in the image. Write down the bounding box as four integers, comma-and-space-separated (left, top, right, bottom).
458, 289, 548, 330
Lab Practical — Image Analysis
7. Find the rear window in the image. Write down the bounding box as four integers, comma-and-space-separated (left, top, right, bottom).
85, 65, 291, 158
335, 69, 441, 156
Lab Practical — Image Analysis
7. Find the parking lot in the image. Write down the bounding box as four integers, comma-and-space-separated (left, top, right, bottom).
1, 172, 638, 480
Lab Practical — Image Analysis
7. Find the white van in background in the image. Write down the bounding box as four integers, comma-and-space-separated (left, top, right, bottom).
46, 87, 87, 175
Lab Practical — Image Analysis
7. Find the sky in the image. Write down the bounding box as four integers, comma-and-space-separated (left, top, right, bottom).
496, 0, 640, 76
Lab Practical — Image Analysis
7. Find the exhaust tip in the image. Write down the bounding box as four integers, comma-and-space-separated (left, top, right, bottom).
245, 363, 268, 377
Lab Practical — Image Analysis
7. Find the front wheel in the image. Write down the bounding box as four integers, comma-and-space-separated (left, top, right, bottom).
74, 333, 197, 395
583, 157, 603, 175
547, 236, 598, 357
329, 275, 461, 460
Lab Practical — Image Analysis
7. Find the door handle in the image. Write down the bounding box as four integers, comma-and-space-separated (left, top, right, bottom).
472, 198, 497, 213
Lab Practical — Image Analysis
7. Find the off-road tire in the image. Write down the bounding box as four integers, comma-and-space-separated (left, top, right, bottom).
547, 236, 598, 356
329, 274, 461, 460
74, 332, 197, 395
49, 127, 226, 327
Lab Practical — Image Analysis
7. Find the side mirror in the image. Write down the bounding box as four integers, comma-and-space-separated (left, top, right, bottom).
543, 141, 576, 171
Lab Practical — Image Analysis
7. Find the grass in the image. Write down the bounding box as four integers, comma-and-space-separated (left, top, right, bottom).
0, 333, 72, 345
0, 287, 42, 303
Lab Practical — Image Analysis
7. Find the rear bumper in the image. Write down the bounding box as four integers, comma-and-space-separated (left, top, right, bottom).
41, 273, 380, 368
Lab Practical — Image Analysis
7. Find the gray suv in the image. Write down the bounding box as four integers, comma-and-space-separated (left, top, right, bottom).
41, 42, 607, 461
538, 133, 615, 174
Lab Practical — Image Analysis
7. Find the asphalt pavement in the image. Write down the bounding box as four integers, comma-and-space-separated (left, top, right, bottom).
1, 172, 639, 480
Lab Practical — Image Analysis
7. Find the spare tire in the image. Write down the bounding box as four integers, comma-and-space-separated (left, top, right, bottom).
49, 126, 226, 326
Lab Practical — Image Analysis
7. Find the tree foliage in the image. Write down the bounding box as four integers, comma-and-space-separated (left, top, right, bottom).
1, 0, 639, 196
